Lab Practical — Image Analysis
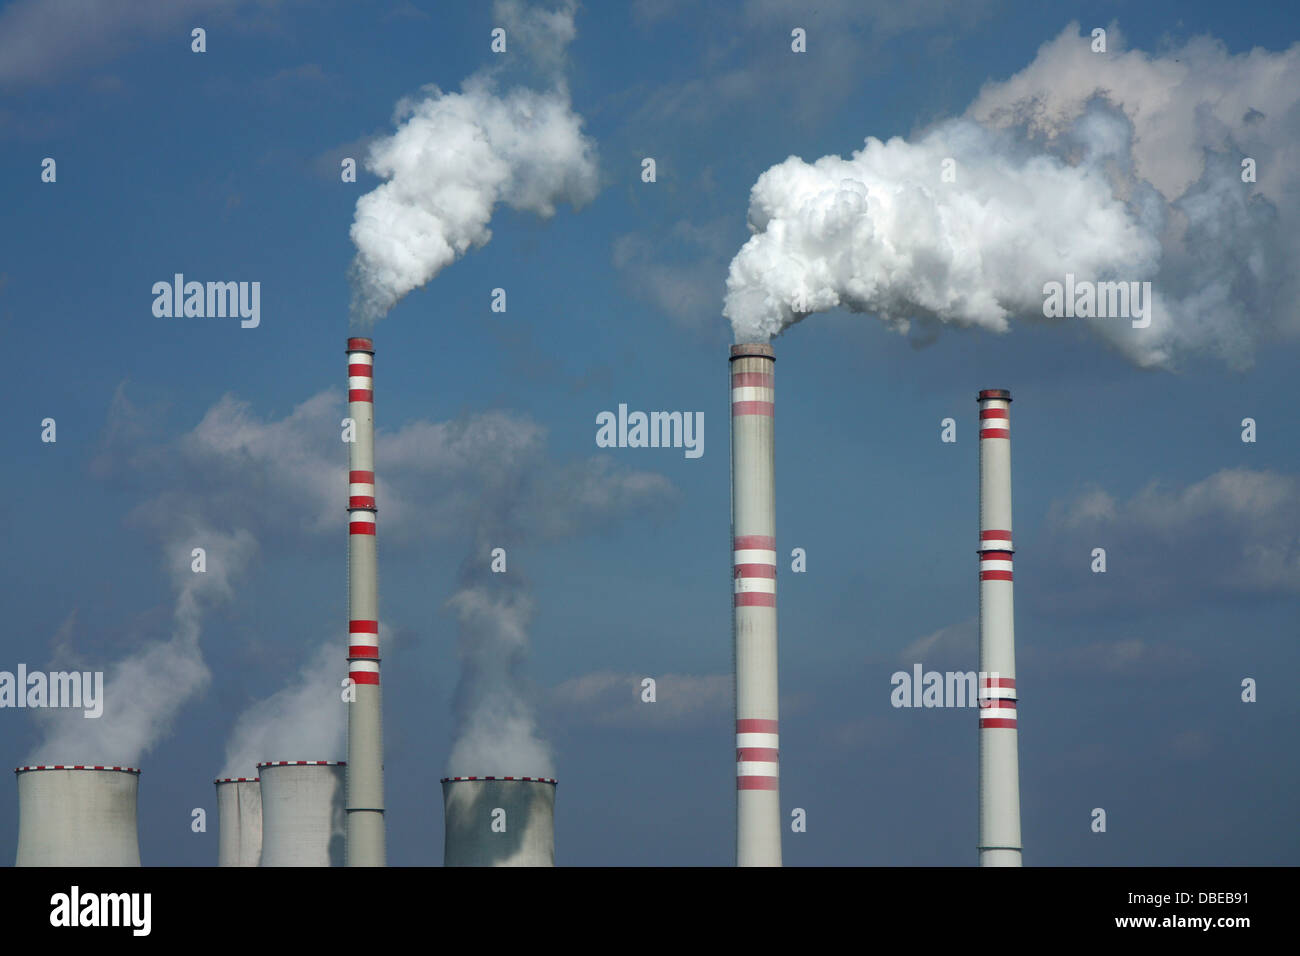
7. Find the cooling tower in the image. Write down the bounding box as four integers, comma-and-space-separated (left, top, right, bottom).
215, 776, 262, 867
729, 343, 782, 867
14, 765, 141, 866
977, 388, 1023, 867
345, 336, 386, 866
441, 776, 556, 867
257, 761, 346, 867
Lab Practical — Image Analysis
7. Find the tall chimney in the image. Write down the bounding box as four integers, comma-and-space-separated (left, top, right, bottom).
215, 776, 262, 866
257, 761, 346, 866
441, 776, 556, 866
345, 336, 385, 866
14, 765, 141, 866
977, 388, 1022, 867
729, 343, 782, 867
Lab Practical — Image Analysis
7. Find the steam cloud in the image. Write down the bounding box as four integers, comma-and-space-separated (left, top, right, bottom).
220, 639, 347, 778
445, 570, 553, 777
29, 527, 256, 767
349, 0, 598, 323
724, 23, 1300, 369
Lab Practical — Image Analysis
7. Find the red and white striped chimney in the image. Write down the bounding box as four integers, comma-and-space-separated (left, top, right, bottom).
729, 343, 781, 866
977, 388, 1022, 866
345, 337, 384, 866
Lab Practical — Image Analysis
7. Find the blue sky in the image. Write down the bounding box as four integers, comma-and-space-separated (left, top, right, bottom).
1, 0, 1297, 865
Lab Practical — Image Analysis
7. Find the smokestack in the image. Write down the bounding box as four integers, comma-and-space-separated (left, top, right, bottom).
257, 761, 346, 866
977, 388, 1022, 867
729, 343, 782, 867
215, 776, 262, 866
441, 776, 556, 866
14, 765, 141, 866
345, 336, 385, 866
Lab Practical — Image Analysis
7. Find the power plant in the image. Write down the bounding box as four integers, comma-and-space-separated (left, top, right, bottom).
345, 336, 386, 866
729, 343, 782, 867
257, 760, 347, 866
976, 388, 1023, 867
5, 338, 1028, 871
215, 776, 262, 867
14, 765, 141, 866
441, 776, 556, 867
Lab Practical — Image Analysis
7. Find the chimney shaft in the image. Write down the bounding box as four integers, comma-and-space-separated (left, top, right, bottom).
14, 765, 141, 866
345, 337, 385, 865
441, 777, 556, 866
729, 343, 782, 866
215, 777, 262, 866
257, 761, 346, 866
977, 388, 1022, 866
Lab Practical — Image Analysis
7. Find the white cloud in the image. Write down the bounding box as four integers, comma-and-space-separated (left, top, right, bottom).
549, 670, 731, 727
725, 23, 1300, 368
0, 0, 280, 88
1045, 467, 1300, 600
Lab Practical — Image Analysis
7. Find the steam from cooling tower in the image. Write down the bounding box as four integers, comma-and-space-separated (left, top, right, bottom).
445, 567, 553, 778
219, 640, 346, 780
724, 23, 1300, 369
28, 527, 255, 767
349, 0, 598, 324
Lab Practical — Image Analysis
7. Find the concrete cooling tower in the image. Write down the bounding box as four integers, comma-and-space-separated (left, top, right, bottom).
215, 776, 263, 867
441, 776, 556, 867
257, 761, 346, 867
14, 765, 142, 866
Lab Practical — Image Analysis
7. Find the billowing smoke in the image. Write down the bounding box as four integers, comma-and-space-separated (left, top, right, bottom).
28, 527, 256, 767
220, 638, 347, 778
349, 0, 598, 323
445, 569, 552, 777
725, 23, 1299, 369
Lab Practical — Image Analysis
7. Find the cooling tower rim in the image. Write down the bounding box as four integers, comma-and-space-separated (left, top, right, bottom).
729, 343, 775, 360
441, 775, 558, 785
346, 337, 375, 354
977, 388, 1013, 402
256, 760, 346, 768
214, 776, 260, 784
15, 764, 140, 774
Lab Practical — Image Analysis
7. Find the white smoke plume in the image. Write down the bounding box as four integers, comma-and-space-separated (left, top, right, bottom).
724, 23, 1300, 369
349, 0, 598, 323
445, 574, 553, 777
220, 638, 347, 778
28, 526, 256, 767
